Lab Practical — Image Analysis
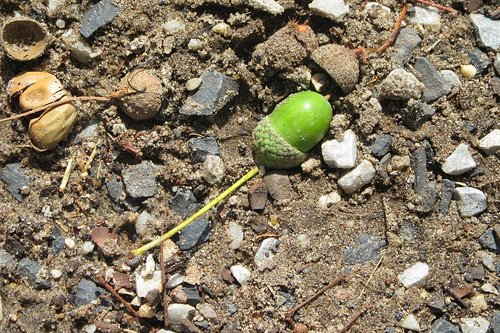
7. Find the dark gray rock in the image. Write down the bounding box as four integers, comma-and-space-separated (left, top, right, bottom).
106, 175, 124, 202
478, 229, 499, 253
413, 57, 451, 102
175, 218, 211, 251
188, 137, 221, 163
464, 265, 485, 282
492, 311, 500, 333
393, 27, 422, 64
52, 224, 65, 254
370, 134, 393, 158
75, 278, 106, 306
183, 285, 201, 306
344, 234, 386, 265
16, 258, 39, 284
379, 153, 391, 179
180, 71, 239, 116
122, 161, 157, 199
438, 179, 455, 214
1, 163, 29, 202
428, 291, 445, 313
411, 147, 437, 213
430, 318, 460, 333
467, 48, 491, 74
80, 0, 119, 38
402, 101, 436, 130
171, 190, 199, 218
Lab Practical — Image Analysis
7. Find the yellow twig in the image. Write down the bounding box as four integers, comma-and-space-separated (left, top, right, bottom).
131, 166, 260, 256
59, 152, 77, 191
81, 139, 102, 176
357, 256, 383, 300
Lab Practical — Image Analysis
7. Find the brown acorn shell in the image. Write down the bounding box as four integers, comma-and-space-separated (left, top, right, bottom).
1, 17, 48, 61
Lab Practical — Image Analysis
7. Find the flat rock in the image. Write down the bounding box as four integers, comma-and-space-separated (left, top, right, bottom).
438, 179, 455, 214
411, 146, 437, 212
80, 0, 119, 38
442, 143, 476, 175
453, 187, 487, 217
460, 316, 490, 333
175, 218, 211, 250
478, 129, 500, 155
248, 0, 284, 15
430, 318, 460, 333
308, 0, 349, 21
393, 27, 422, 64
122, 161, 157, 199
322, 129, 357, 168
337, 160, 376, 194
440, 70, 462, 89
370, 134, 392, 158
478, 229, 498, 253
180, 71, 238, 116
75, 278, 106, 306
248, 180, 268, 211
414, 57, 452, 102
1, 163, 29, 202
263, 172, 296, 201
398, 262, 429, 288
409, 6, 441, 26
470, 14, 500, 50
254, 238, 280, 271
402, 100, 436, 130
16, 258, 39, 284
171, 190, 198, 218
188, 137, 220, 163
167, 303, 196, 327
344, 234, 385, 265
379, 68, 424, 100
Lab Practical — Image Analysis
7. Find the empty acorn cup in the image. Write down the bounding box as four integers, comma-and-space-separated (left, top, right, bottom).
1, 17, 48, 61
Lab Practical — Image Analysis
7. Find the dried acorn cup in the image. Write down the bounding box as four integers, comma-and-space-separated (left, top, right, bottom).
1, 17, 48, 61
118, 69, 163, 121
253, 91, 332, 169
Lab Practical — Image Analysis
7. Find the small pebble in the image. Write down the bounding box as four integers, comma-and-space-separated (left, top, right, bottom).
175, 218, 211, 251
370, 134, 392, 158
317, 191, 341, 209
202, 155, 225, 185
135, 210, 154, 236
212, 22, 230, 36
400, 314, 421, 332
379, 68, 424, 100
337, 160, 376, 194
162, 20, 185, 35
414, 57, 452, 102
122, 161, 157, 199
311, 73, 330, 92
409, 6, 441, 26
138, 303, 155, 318
188, 38, 203, 51
390, 155, 410, 171
480, 283, 498, 294
166, 274, 185, 289
80, 0, 119, 38
248, 0, 284, 15
254, 238, 280, 271
470, 14, 500, 50
198, 304, 217, 321
55, 19, 66, 29
478, 129, 500, 155
460, 64, 477, 78
440, 70, 462, 89
136, 271, 162, 298
230, 265, 251, 285
51, 269, 63, 279
494, 53, 500, 74
167, 303, 196, 326
81, 241, 95, 255
453, 187, 487, 217
227, 222, 244, 250
478, 251, 495, 271
460, 316, 490, 333
188, 137, 221, 163
65, 238, 76, 249
186, 78, 202, 91
470, 294, 488, 313
296, 234, 310, 249
308, 0, 350, 20
398, 262, 429, 288
301, 158, 321, 174
431, 318, 460, 333
322, 129, 357, 169
441, 143, 476, 175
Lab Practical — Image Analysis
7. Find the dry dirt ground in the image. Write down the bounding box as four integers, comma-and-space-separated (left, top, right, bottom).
0, 0, 498, 332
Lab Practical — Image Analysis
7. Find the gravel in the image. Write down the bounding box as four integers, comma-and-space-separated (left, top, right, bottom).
344, 234, 385, 265
369, 134, 392, 158
409, 6, 441, 26
188, 137, 221, 163
478, 129, 500, 155
230, 265, 251, 285
453, 187, 487, 217
441, 143, 477, 175
470, 14, 500, 50
175, 218, 211, 251
393, 27, 422, 64
398, 262, 429, 288
337, 160, 376, 194
378, 68, 424, 100
75, 278, 106, 306
254, 238, 280, 271
122, 161, 157, 199
430, 318, 460, 333
322, 129, 357, 168
308, 0, 349, 21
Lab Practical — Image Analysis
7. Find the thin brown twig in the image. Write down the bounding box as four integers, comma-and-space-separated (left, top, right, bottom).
337, 304, 370, 333
415, 0, 457, 13
375, 3, 411, 53
96, 274, 140, 319
286, 274, 346, 327
255, 233, 280, 240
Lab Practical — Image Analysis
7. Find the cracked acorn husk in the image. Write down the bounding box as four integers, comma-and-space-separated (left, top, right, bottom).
1, 17, 48, 61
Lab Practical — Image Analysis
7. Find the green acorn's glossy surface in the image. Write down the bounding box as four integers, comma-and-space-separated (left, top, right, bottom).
253, 91, 332, 169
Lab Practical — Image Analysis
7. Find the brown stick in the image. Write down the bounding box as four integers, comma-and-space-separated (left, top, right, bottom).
337, 304, 370, 333
286, 275, 346, 326
375, 3, 411, 53
96, 275, 141, 319
415, 0, 457, 13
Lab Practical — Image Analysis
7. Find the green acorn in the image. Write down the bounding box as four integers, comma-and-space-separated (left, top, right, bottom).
253, 91, 332, 169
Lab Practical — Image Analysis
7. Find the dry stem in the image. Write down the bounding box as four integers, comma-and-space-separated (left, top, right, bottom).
337, 304, 370, 333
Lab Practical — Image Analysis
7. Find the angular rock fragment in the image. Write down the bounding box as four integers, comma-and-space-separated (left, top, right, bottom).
80, 0, 119, 38
413, 57, 451, 102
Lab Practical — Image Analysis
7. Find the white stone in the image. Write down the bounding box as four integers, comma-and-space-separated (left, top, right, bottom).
46, 0, 65, 11
441, 143, 476, 175
409, 6, 440, 26
301, 158, 321, 174
230, 265, 251, 285
163, 20, 185, 35
470, 294, 488, 313
248, 0, 284, 15
470, 14, 500, 50
136, 210, 154, 236
167, 304, 196, 326
309, 0, 349, 21
65, 238, 75, 249
440, 70, 462, 89
81, 241, 95, 255
337, 160, 376, 194
322, 129, 357, 168
453, 187, 487, 217
480, 283, 498, 295
478, 129, 500, 155
364, 2, 391, 16
400, 314, 421, 331
143, 254, 156, 277
460, 316, 490, 333
166, 273, 185, 289
136, 270, 162, 298
157, 330, 176, 333
227, 222, 244, 250
296, 234, 310, 249
398, 262, 429, 288
51, 269, 63, 279
188, 38, 203, 51
212, 22, 231, 36
70, 40, 94, 64
202, 155, 225, 185
254, 238, 280, 271
138, 303, 155, 318
186, 78, 202, 91
317, 191, 341, 209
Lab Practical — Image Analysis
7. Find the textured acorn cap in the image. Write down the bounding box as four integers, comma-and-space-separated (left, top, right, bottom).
311, 44, 359, 94
1, 17, 48, 61
119, 69, 163, 121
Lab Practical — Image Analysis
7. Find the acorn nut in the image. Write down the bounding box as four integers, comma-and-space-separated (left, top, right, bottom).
311, 44, 359, 94
253, 91, 332, 169
118, 69, 163, 121
1, 17, 48, 61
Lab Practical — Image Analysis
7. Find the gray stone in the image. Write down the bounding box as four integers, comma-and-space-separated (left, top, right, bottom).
170, 190, 198, 218
492, 311, 500, 333
393, 27, 422, 64
180, 71, 238, 116
0, 250, 15, 268
16, 258, 39, 284
379, 68, 424, 100
438, 179, 455, 214
1, 163, 29, 202
263, 172, 296, 201
106, 175, 124, 202
248, 180, 268, 211
430, 318, 460, 333
428, 291, 445, 313
411, 146, 437, 212
308, 0, 349, 21
491, 77, 500, 96
226, 303, 237, 315
478, 129, 500, 155
468, 48, 491, 74
175, 218, 211, 251
80, 0, 119, 38
478, 229, 499, 253
254, 238, 280, 270
74, 122, 99, 143
370, 134, 392, 158
414, 57, 452, 102
453, 187, 487, 217
122, 161, 157, 199
188, 137, 220, 163
398, 223, 417, 244
402, 101, 436, 130
470, 14, 500, 51
183, 285, 201, 306
75, 278, 106, 306
167, 304, 196, 327
459, 317, 490, 333
337, 160, 376, 194
344, 234, 386, 265
52, 224, 65, 254
440, 70, 462, 90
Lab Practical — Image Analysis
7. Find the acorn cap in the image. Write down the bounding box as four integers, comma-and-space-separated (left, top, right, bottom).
119, 69, 163, 121
1, 17, 48, 61
311, 44, 359, 94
